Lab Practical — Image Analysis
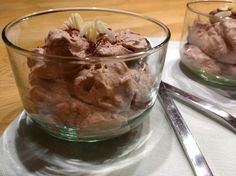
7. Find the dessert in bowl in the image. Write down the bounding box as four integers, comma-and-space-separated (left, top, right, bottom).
180, 1, 236, 87
2, 8, 170, 141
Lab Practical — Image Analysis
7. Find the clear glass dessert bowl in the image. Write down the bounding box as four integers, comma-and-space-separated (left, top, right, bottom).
180, 1, 236, 87
2, 8, 170, 142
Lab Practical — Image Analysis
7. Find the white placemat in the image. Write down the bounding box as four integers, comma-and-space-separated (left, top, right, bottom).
163, 41, 236, 176
0, 41, 235, 176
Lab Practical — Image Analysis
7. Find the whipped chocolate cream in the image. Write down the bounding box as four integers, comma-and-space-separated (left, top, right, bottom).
27, 14, 153, 130
45, 29, 90, 58
181, 4, 236, 77
182, 44, 236, 77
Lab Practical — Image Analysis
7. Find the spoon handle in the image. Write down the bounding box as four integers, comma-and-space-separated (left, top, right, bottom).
159, 82, 213, 176
162, 81, 236, 133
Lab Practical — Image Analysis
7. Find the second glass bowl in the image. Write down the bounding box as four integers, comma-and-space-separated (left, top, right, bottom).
180, 1, 236, 87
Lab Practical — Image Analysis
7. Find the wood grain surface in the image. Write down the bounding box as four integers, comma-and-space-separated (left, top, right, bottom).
0, 0, 188, 134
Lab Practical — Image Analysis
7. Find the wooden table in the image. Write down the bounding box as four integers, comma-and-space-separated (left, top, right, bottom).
0, 0, 188, 134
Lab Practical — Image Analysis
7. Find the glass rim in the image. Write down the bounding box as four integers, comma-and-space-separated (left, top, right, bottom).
186, 0, 233, 18
2, 7, 171, 61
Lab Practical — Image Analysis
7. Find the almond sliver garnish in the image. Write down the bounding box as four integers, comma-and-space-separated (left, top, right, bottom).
95, 19, 115, 42
63, 13, 84, 31
214, 11, 232, 18
63, 13, 115, 43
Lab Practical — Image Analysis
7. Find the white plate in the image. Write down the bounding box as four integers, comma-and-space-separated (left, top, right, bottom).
0, 101, 184, 176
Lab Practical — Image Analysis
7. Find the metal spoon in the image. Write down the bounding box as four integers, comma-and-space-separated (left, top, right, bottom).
158, 82, 213, 176
162, 81, 236, 133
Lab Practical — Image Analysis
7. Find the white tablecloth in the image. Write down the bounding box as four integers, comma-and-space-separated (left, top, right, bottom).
162, 41, 236, 176
0, 42, 235, 176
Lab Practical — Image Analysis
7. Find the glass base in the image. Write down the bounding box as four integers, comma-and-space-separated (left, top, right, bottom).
181, 62, 236, 88
27, 106, 153, 142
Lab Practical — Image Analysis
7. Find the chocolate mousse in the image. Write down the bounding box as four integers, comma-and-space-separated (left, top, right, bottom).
27, 13, 154, 130
181, 3, 236, 77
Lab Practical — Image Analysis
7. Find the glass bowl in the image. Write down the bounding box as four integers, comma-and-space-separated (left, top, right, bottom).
2, 7, 170, 142
180, 1, 236, 87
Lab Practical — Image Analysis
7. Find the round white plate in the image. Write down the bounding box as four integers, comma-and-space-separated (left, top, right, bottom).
0, 101, 175, 176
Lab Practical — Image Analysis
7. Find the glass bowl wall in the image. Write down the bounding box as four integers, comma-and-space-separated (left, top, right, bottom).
2, 8, 170, 141
180, 1, 236, 87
